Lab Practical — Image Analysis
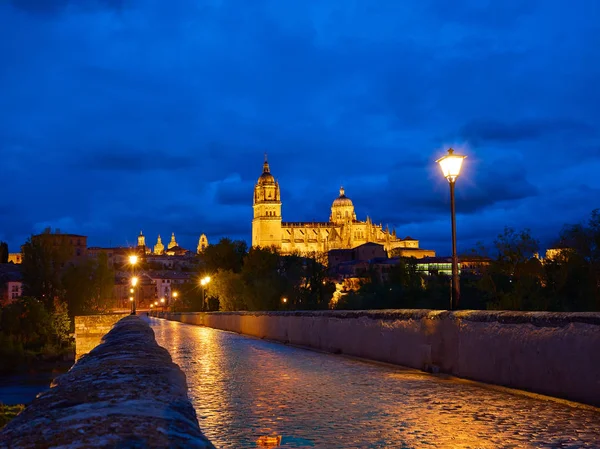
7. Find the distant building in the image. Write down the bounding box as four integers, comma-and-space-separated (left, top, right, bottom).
0, 264, 22, 306
8, 253, 22, 264
414, 256, 492, 276
147, 271, 192, 304
31, 229, 87, 265
252, 156, 434, 256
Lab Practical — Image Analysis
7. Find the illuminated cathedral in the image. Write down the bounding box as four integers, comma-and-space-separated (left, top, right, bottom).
252, 157, 433, 256
136, 231, 208, 255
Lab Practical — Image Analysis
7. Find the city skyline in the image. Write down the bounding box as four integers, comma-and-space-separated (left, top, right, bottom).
1, 1, 599, 255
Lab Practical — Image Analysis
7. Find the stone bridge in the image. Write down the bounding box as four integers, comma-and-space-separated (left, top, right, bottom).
2, 310, 600, 448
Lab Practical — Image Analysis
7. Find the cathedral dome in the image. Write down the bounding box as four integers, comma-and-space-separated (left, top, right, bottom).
332, 187, 353, 207
257, 159, 276, 185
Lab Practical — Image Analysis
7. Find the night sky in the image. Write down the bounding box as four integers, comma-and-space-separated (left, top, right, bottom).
1, 0, 599, 255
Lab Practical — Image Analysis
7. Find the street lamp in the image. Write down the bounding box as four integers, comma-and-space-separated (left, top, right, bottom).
200, 276, 211, 311
160, 297, 166, 312
128, 255, 139, 315
130, 276, 139, 315
436, 147, 466, 310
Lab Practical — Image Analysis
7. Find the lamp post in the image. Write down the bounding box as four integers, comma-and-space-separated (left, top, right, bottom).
160, 297, 166, 312
436, 148, 466, 310
200, 276, 211, 311
128, 255, 139, 315
131, 276, 139, 315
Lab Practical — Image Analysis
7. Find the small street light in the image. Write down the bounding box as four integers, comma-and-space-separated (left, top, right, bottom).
282, 297, 288, 303
128, 255, 139, 315
200, 276, 211, 311
436, 148, 467, 310
160, 297, 166, 312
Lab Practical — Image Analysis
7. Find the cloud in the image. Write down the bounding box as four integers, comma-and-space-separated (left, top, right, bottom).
460, 118, 594, 144
0, 0, 599, 255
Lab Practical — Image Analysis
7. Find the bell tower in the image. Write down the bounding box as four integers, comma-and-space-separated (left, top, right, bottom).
252, 154, 282, 249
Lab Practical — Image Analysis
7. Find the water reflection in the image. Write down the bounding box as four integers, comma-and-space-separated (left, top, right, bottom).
148, 318, 600, 448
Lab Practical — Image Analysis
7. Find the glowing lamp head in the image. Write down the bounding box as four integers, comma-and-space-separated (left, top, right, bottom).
173, 291, 178, 298
282, 297, 288, 303
131, 276, 139, 287
436, 148, 466, 183
129, 255, 139, 265
160, 297, 165, 304
129, 297, 134, 302
150, 304, 154, 308
154, 301, 158, 306
201, 276, 211, 286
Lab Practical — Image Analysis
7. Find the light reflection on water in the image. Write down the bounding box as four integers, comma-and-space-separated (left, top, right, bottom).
149, 318, 600, 448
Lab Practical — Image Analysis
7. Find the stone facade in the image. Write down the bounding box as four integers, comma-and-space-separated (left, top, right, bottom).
74, 313, 130, 360
252, 157, 431, 256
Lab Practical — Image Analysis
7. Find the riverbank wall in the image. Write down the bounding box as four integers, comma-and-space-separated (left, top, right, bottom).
152, 310, 600, 407
74, 312, 130, 360
0, 316, 214, 448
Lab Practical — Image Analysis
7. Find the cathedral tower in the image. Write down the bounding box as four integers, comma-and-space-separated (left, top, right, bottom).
197, 234, 209, 253
168, 232, 178, 249
137, 230, 146, 247
252, 155, 282, 249
154, 234, 164, 255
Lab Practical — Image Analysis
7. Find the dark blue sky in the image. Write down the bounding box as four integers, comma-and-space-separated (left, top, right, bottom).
1, 0, 599, 255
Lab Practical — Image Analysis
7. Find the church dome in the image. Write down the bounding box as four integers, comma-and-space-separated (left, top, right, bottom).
257, 159, 276, 185
332, 187, 353, 207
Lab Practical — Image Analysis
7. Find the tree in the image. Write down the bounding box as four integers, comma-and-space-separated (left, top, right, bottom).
200, 238, 247, 273
241, 247, 283, 310
0, 241, 8, 264
206, 269, 246, 311
21, 237, 68, 309
62, 254, 116, 316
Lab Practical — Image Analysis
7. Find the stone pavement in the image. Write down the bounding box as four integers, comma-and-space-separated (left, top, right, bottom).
150, 317, 600, 449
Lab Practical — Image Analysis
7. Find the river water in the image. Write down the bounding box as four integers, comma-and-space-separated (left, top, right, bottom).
0, 371, 64, 406
148, 317, 600, 449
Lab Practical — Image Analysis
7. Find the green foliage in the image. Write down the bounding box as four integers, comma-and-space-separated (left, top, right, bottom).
0, 403, 25, 429
200, 238, 247, 273
0, 297, 74, 373
21, 237, 66, 309
61, 253, 115, 316
206, 269, 246, 311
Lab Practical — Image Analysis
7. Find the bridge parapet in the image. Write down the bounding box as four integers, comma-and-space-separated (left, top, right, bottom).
0, 316, 214, 448
152, 309, 600, 407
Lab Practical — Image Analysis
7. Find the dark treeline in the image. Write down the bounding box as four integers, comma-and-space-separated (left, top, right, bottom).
190, 209, 600, 313
335, 209, 600, 312
180, 239, 334, 312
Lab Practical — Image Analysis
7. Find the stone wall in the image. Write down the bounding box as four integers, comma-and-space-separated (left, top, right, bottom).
0, 316, 214, 448
152, 310, 600, 407
74, 312, 130, 360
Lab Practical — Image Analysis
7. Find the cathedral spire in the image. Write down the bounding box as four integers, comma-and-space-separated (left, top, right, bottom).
339, 186, 345, 197
263, 153, 270, 173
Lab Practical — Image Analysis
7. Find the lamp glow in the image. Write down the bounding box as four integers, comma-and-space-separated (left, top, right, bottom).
160, 297, 165, 304
173, 291, 178, 298
131, 276, 139, 287
129, 255, 139, 265
436, 148, 466, 182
